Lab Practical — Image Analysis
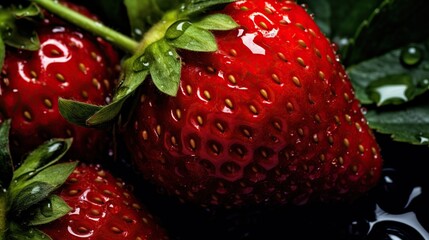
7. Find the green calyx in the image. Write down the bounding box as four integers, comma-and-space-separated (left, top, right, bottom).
28, 0, 238, 128
0, 3, 42, 69
0, 120, 77, 240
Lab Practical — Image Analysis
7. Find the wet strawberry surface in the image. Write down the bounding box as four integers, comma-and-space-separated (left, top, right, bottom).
113, 132, 429, 240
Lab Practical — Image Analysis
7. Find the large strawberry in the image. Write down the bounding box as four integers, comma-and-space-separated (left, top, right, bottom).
122, 0, 383, 207
0, 1, 120, 164
0, 120, 169, 240
36, 0, 384, 207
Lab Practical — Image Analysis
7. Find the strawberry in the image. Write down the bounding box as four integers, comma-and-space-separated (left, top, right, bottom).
121, 0, 384, 207
39, 163, 170, 240
0, 1, 120, 164
36, 0, 384, 207
0, 120, 169, 240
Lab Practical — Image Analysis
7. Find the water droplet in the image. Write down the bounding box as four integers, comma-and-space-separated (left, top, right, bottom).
300, 3, 309, 10
416, 133, 429, 144
400, 45, 424, 68
165, 20, 192, 40
41, 199, 53, 217
366, 75, 413, 106
31, 185, 41, 194
133, 27, 143, 37
133, 55, 151, 72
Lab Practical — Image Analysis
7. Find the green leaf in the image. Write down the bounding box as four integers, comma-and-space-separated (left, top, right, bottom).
124, 0, 182, 39
115, 58, 150, 101
0, 120, 13, 190
344, 0, 429, 65
13, 138, 72, 182
366, 101, 429, 146
11, 181, 55, 214
347, 42, 429, 105
8, 222, 52, 240
193, 13, 239, 31
299, 0, 385, 48
27, 195, 72, 226
165, 20, 192, 40
180, 0, 236, 17
25, 162, 78, 189
58, 99, 103, 126
145, 40, 181, 96
85, 98, 128, 126
11, 161, 76, 213
63, 56, 151, 127
86, 61, 150, 126
0, 4, 41, 51
168, 24, 217, 52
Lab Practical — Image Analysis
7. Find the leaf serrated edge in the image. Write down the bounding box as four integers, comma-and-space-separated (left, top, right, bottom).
343, 0, 395, 63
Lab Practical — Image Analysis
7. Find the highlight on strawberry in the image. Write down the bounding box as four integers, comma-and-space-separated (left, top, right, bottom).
0, 120, 169, 240
0, 1, 121, 165
25, 0, 384, 207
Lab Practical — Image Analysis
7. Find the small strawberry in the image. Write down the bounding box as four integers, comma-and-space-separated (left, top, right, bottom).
0, 120, 169, 240
0, 1, 121, 164
40, 0, 384, 207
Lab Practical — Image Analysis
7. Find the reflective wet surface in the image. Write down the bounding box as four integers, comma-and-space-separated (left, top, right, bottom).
109, 132, 429, 240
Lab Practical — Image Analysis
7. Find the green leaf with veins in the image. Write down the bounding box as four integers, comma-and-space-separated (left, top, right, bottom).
144, 40, 181, 96
168, 24, 217, 52
11, 162, 77, 212
11, 181, 55, 215
344, 0, 429, 65
180, 0, 236, 17
193, 13, 239, 30
366, 100, 429, 146
347, 42, 429, 105
58, 99, 103, 127
27, 195, 72, 226
0, 3, 41, 52
13, 138, 72, 182
86, 66, 149, 126
298, 0, 385, 53
59, 58, 150, 127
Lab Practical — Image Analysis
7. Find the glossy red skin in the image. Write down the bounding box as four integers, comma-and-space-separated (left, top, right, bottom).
0, 2, 120, 164
40, 164, 169, 240
124, 0, 383, 206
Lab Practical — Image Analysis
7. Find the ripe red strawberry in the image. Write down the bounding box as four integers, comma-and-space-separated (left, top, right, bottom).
39, 163, 170, 240
0, 1, 120, 164
121, 0, 383, 207
0, 120, 169, 240
32, 0, 384, 207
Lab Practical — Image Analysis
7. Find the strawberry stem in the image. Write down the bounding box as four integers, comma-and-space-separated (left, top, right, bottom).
30, 0, 182, 60
30, 0, 139, 53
